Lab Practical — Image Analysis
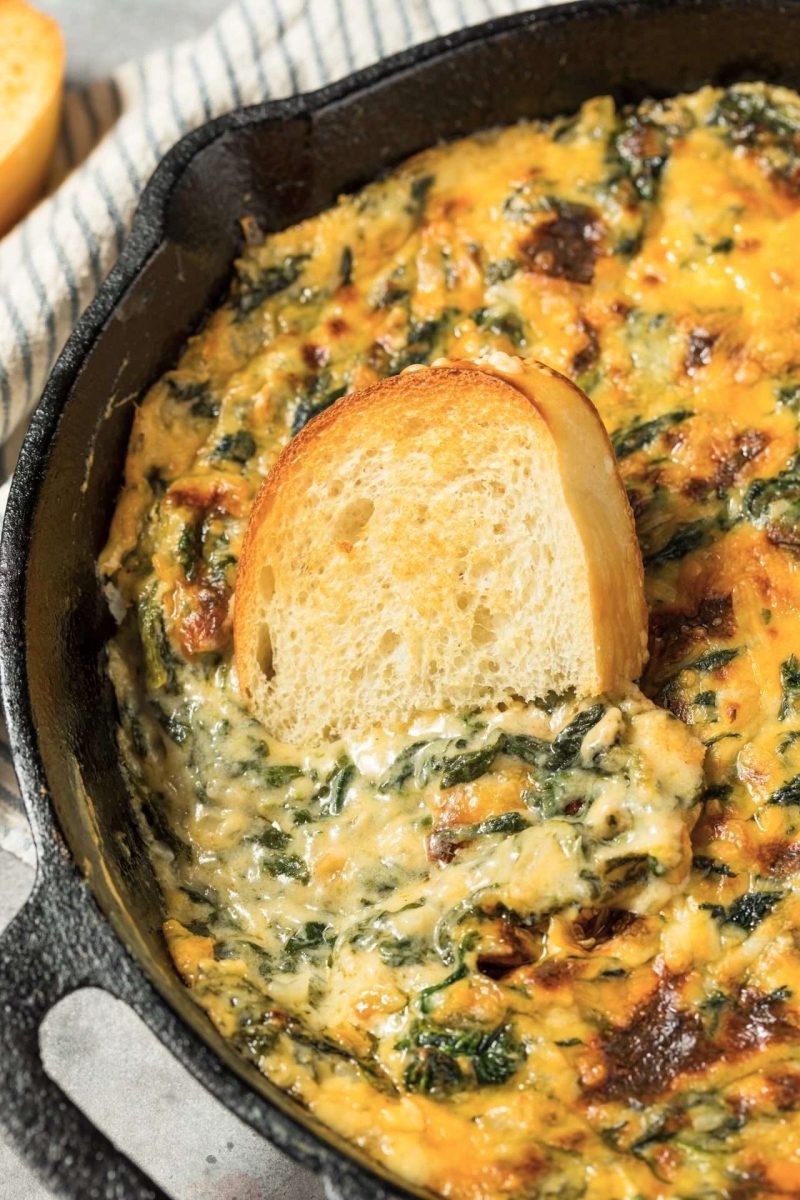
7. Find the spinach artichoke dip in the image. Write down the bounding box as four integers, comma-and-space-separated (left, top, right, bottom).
101, 84, 800, 1198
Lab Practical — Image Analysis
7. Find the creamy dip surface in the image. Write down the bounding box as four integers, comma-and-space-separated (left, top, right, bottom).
102, 84, 800, 1198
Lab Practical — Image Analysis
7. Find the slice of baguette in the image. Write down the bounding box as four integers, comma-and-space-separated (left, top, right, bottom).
234, 353, 648, 743
0, 0, 64, 236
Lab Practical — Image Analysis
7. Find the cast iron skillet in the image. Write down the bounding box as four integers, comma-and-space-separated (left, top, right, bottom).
2, 1, 800, 1196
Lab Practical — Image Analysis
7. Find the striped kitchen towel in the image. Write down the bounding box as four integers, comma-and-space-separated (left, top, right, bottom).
0, 0, 551, 858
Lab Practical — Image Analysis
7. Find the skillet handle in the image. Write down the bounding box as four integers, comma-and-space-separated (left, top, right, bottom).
0, 873, 170, 1200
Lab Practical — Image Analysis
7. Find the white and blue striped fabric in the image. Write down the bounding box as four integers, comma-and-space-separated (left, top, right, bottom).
0, 0, 554, 859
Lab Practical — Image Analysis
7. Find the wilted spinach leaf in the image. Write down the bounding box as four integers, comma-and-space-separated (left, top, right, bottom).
233, 253, 309, 319
611, 410, 693, 460
725, 891, 782, 932
317, 757, 356, 817
401, 1019, 526, 1095
780, 655, 800, 720
769, 774, 800, 807
138, 589, 177, 692
211, 431, 256, 464
644, 520, 711, 567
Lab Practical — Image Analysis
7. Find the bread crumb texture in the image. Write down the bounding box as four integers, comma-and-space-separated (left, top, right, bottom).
234, 359, 647, 742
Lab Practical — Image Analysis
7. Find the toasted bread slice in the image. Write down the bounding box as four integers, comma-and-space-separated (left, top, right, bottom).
234, 354, 647, 743
0, 0, 64, 236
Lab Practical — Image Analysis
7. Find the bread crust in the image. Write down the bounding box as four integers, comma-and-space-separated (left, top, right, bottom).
467, 354, 649, 686
234, 356, 648, 741
0, 0, 64, 235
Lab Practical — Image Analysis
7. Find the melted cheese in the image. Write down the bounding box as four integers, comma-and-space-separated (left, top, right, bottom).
102, 82, 800, 1198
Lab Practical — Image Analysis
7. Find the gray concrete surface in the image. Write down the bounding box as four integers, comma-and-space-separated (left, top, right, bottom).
34, 0, 230, 83
0, 850, 327, 1200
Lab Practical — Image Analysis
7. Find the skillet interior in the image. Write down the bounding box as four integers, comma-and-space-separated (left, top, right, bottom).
7, 0, 800, 1195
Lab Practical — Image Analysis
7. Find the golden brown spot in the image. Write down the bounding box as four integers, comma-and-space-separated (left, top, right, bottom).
758, 839, 800, 877
433, 771, 527, 828
526, 957, 578, 990
572, 908, 639, 948
587, 977, 799, 1103
475, 919, 541, 980
327, 316, 349, 336
718, 430, 770, 487
431, 193, 477, 223
588, 984, 706, 1101
693, 808, 729, 843
724, 1176, 768, 1200
572, 316, 599, 376
302, 342, 329, 370
649, 593, 735, 666
768, 522, 800, 550
520, 205, 603, 285
725, 989, 799, 1053
766, 1071, 800, 1109
684, 328, 718, 375
682, 476, 716, 502
678, 430, 767, 505
177, 581, 232, 655
426, 829, 459, 864
651, 1144, 682, 1180
166, 476, 248, 518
